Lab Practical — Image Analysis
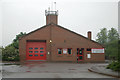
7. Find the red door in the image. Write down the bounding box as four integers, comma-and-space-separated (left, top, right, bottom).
77, 48, 84, 61
26, 42, 46, 60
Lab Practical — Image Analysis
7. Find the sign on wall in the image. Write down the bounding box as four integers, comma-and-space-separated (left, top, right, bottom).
91, 48, 104, 53
87, 54, 91, 58
63, 49, 67, 54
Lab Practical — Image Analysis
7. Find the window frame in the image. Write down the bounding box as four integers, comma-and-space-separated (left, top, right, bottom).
40, 47, 44, 50
34, 51, 39, 53
29, 47, 33, 49
57, 48, 63, 55
77, 48, 84, 61
79, 49, 83, 55
29, 54, 33, 56
67, 48, 72, 55
78, 56, 83, 60
34, 54, 38, 56
34, 47, 38, 49
40, 51, 44, 53
40, 54, 44, 56
29, 51, 33, 53
86, 48, 91, 52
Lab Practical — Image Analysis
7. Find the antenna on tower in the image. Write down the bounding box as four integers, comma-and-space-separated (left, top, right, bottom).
48, 7, 50, 11
51, 2, 53, 11
54, 2, 56, 11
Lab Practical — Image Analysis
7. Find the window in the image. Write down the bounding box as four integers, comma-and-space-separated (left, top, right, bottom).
79, 56, 83, 60
68, 48, 72, 54
58, 48, 62, 54
34, 51, 38, 53
40, 48, 44, 49
79, 50, 82, 55
29, 48, 33, 49
81, 48, 84, 50
34, 55, 38, 56
35, 48, 38, 49
87, 48, 91, 51
40, 51, 44, 53
29, 51, 33, 53
29, 55, 33, 56
77, 48, 79, 54
40, 54, 44, 56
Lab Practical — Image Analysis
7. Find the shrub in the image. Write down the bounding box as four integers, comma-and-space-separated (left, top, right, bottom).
2, 55, 20, 61
106, 61, 120, 71
14, 55, 20, 61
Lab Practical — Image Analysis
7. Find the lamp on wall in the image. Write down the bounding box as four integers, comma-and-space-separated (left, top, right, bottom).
48, 52, 50, 54
50, 40, 52, 43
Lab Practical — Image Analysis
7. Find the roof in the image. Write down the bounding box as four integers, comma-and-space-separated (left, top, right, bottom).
19, 23, 104, 47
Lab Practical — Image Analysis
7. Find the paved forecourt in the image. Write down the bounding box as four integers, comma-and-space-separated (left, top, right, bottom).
2, 62, 115, 78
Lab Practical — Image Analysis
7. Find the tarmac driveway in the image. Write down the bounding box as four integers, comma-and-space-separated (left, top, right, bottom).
1, 62, 116, 78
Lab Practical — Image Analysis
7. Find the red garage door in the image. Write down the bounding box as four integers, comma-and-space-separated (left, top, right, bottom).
26, 42, 46, 60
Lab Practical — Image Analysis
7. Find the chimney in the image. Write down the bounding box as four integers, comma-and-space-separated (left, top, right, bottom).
88, 31, 92, 40
45, 10, 58, 25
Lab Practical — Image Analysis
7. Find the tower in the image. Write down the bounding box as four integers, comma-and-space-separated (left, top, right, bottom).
45, 10, 58, 25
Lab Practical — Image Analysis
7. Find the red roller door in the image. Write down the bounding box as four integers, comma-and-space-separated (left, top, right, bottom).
26, 42, 46, 60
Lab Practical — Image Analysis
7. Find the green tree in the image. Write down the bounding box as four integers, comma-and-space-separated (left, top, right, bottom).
96, 28, 107, 45
108, 28, 119, 42
2, 32, 26, 61
105, 40, 119, 60
12, 32, 26, 49
96, 27, 119, 60
2, 45, 19, 61
118, 40, 120, 61
13, 32, 26, 42
0, 46, 2, 60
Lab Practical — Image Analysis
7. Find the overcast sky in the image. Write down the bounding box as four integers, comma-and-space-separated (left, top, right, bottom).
0, 0, 119, 47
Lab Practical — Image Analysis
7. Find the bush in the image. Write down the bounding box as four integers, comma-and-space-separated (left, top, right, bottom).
2, 55, 20, 61
14, 55, 20, 61
106, 61, 120, 71
1, 32, 26, 62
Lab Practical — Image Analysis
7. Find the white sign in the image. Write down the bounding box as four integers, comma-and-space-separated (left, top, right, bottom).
87, 54, 91, 58
92, 48, 104, 53
48, 52, 50, 54
63, 49, 67, 54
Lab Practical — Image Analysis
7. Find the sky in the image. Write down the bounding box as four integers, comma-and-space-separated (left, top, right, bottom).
0, 0, 119, 47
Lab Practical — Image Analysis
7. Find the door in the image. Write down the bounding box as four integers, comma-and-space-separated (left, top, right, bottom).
77, 48, 84, 61
26, 42, 46, 60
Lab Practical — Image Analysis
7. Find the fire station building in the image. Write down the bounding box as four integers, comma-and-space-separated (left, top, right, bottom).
19, 10, 105, 63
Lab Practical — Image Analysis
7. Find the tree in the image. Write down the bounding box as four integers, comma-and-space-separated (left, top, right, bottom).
118, 40, 120, 61
2, 32, 26, 61
108, 28, 119, 42
96, 27, 119, 60
12, 32, 26, 49
0, 46, 2, 60
96, 28, 107, 45
105, 40, 119, 60
13, 32, 26, 42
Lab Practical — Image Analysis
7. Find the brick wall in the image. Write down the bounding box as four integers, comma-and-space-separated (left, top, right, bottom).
19, 24, 105, 63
